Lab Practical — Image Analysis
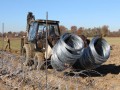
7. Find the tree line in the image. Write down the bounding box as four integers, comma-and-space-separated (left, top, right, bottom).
60, 25, 120, 37
0, 31, 26, 38
0, 25, 120, 37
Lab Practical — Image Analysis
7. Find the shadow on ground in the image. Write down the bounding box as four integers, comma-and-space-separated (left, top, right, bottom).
64, 64, 120, 77
95, 64, 120, 75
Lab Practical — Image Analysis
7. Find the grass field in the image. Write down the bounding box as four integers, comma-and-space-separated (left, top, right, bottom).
0, 37, 120, 51
88, 37, 120, 45
0, 38, 21, 51
104, 37, 120, 45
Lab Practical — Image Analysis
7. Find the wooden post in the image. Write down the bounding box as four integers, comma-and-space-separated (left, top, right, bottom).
4, 36, 11, 51
20, 37, 24, 55
2, 23, 4, 51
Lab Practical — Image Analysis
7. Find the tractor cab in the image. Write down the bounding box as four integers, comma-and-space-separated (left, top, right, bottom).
28, 19, 60, 51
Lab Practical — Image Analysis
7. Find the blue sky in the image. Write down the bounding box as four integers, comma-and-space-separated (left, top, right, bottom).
0, 0, 120, 32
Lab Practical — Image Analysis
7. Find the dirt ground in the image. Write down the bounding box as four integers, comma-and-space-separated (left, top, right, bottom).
0, 39, 120, 90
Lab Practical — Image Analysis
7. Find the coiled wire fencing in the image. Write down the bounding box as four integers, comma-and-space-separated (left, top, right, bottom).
73, 36, 110, 70
51, 33, 84, 71
51, 33, 110, 71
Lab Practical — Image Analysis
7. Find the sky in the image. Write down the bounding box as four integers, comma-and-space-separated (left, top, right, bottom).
0, 0, 120, 32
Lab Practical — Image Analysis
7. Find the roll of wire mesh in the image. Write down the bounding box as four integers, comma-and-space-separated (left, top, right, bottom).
51, 33, 84, 71
73, 36, 110, 70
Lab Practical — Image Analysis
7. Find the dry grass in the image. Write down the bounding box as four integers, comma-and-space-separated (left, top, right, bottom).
104, 37, 120, 45
0, 37, 21, 50
88, 37, 120, 45
0, 37, 120, 90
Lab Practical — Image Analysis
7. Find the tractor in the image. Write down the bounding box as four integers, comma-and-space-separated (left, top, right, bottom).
20, 12, 110, 72
21, 12, 60, 70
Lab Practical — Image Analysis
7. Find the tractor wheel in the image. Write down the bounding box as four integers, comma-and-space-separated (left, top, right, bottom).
33, 52, 45, 70
22, 44, 33, 66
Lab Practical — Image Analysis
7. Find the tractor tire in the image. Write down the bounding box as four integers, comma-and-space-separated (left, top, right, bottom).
33, 52, 45, 70
22, 44, 33, 66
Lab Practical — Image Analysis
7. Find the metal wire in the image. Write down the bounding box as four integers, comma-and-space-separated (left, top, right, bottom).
0, 51, 105, 89
51, 33, 84, 71
73, 36, 110, 70
51, 34, 110, 71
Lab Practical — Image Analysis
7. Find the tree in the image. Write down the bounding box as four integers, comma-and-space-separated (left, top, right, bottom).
3, 32, 7, 37
7, 31, 14, 37
118, 29, 120, 36
19, 31, 26, 37
77, 27, 84, 35
59, 25, 67, 34
12, 32, 18, 37
101, 25, 109, 37
8, 31, 12, 34
71, 26, 77, 34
